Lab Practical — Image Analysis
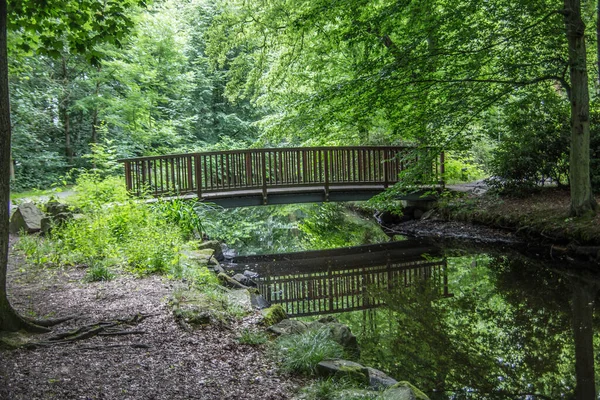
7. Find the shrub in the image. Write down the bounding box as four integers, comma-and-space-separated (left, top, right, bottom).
272, 328, 344, 375
152, 198, 205, 240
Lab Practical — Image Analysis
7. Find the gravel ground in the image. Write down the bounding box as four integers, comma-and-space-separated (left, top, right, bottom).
0, 236, 306, 400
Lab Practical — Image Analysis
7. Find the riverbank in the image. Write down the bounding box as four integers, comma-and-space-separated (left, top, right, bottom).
439, 187, 600, 244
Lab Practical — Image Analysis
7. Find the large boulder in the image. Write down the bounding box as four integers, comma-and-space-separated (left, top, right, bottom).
382, 382, 430, 400
198, 240, 224, 261
227, 289, 253, 313
9, 203, 44, 234
365, 367, 398, 390
260, 305, 288, 327
184, 249, 219, 266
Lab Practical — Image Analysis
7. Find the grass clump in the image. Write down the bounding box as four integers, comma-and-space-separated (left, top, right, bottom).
84, 261, 115, 282
237, 328, 269, 345
272, 328, 344, 375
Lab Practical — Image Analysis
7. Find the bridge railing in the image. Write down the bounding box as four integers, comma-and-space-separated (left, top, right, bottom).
121, 146, 444, 198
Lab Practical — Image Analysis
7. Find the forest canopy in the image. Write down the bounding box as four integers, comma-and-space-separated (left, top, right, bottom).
3, 0, 599, 212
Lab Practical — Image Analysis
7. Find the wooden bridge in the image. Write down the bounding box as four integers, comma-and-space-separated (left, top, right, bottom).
233, 240, 451, 317
121, 146, 445, 207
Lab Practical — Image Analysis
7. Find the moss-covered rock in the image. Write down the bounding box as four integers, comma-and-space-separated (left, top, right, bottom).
198, 240, 224, 261
260, 305, 287, 326
382, 381, 430, 400
315, 359, 368, 384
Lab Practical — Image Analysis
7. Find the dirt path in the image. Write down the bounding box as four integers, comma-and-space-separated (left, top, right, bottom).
0, 236, 305, 400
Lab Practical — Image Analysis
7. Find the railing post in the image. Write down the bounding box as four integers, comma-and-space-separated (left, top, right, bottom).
324, 150, 329, 201
124, 161, 132, 193
194, 154, 202, 199
383, 148, 389, 188
261, 151, 268, 204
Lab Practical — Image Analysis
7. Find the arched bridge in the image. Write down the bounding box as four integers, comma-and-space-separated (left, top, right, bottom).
121, 146, 445, 207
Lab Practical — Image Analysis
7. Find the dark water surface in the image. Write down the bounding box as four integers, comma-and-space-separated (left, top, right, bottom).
218, 203, 599, 399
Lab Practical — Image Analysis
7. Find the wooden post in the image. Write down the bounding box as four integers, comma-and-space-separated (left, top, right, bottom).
383, 149, 389, 188
324, 150, 330, 201
194, 154, 202, 199
124, 161, 132, 193
261, 151, 267, 204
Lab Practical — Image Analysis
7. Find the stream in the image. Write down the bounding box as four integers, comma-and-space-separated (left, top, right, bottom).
205, 202, 600, 399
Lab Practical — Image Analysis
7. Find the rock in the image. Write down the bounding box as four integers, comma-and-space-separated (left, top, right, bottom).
45, 200, 70, 216
250, 293, 270, 309
227, 289, 253, 313
40, 217, 53, 235
366, 367, 398, 390
334, 389, 380, 399
198, 240, 224, 261
222, 244, 237, 260
243, 270, 260, 279
232, 273, 254, 286
209, 264, 226, 274
316, 359, 368, 383
382, 382, 430, 400
420, 209, 435, 221
185, 250, 219, 267
217, 273, 249, 290
267, 318, 307, 334
9, 203, 44, 234
260, 306, 288, 327
308, 319, 360, 357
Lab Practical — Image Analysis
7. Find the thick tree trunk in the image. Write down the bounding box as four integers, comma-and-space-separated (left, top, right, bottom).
571, 283, 597, 400
564, 0, 598, 216
0, 0, 47, 333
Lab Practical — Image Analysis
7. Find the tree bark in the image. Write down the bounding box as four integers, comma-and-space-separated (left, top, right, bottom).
61, 56, 73, 164
0, 0, 47, 333
571, 283, 597, 400
564, 0, 598, 216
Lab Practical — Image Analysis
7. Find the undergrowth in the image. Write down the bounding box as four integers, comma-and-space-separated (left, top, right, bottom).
14, 172, 207, 278
271, 328, 344, 375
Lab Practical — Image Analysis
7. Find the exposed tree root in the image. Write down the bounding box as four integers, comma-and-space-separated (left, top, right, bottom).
24, 313, 154, 349
23, 315, 76, 327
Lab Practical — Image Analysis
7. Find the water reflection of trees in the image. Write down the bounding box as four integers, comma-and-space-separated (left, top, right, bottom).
334, 253, 599, 399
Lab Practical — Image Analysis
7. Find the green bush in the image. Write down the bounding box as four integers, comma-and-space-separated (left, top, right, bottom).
488, 87, 570, 192
152, 198, 205, 240
272, 328, 344, 375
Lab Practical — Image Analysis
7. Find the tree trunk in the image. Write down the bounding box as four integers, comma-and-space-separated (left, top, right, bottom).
0, 0, 48, 333
571, 283, 597, 400
564, 0, 598, 216
61, 56, 73, 164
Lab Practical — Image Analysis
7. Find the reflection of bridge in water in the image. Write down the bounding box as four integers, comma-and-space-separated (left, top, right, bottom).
233, 240, 451, 317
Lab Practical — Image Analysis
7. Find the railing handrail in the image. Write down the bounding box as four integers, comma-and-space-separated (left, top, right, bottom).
117, 145, 424, 162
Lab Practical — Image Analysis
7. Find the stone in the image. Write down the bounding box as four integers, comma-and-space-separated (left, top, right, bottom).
250, 293, 270, 309
316, 359, 368, 383
243, 270, 260, 279
382, 382, 430, 400
308, 319, 360, 357
209, 264, 226, 274
185, 250, 219, 267
40, 217, 53, 235
259, 306, 289, 328
334, 389, 380, 399
217, 273, 249, 290
198, 240, 224, 261
420, 209, 435, 221
366, 367, 398, 390
222, 244, 237, 260
45, 200, 70, 216
227, 289, 253, 313
267, 318, 307, 335
232, 273, 253, 286
9, 203, 44, 234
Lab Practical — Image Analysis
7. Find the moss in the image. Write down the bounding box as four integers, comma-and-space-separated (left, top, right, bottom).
390, 381, 430, 400
260, 305, 287, 326
0, 331, 35, 350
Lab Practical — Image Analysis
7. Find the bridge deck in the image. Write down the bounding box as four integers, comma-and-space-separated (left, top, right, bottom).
121, 146, 444, 206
